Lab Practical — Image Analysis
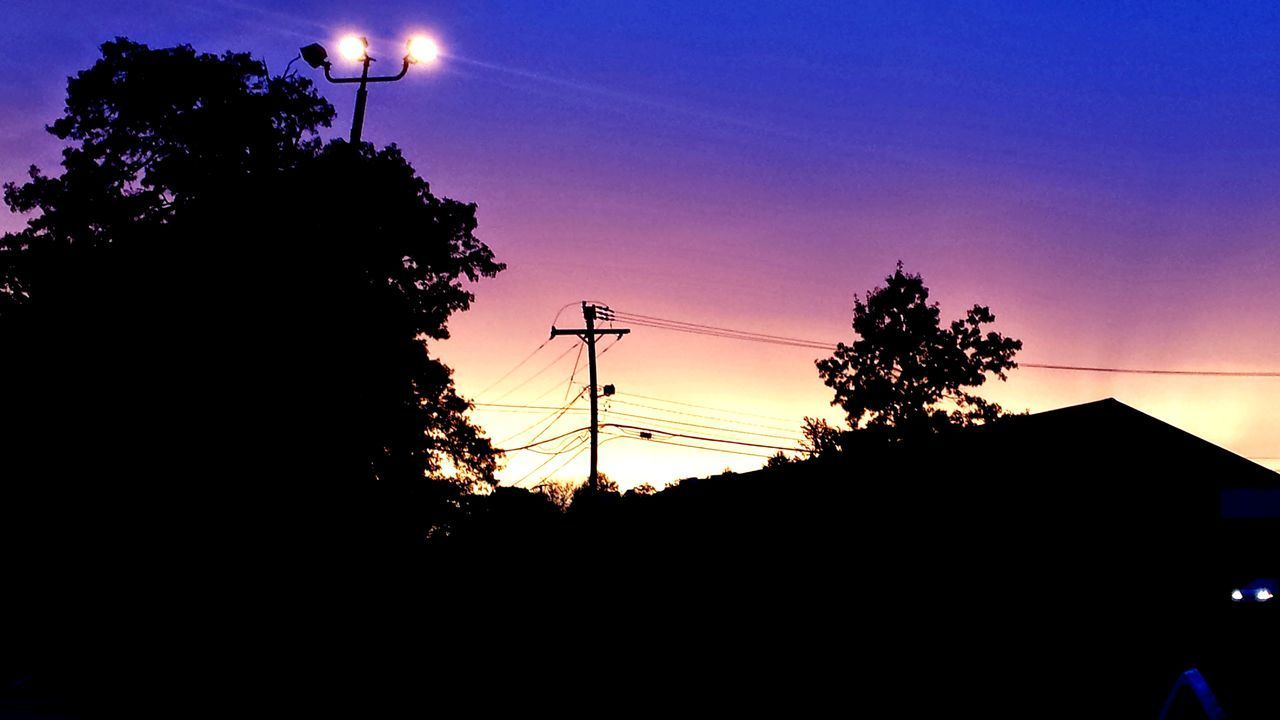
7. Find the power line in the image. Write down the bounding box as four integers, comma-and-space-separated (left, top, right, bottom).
510, 388, 589, 447
474, 402, 588, 411
1017, 363, 1280, 378
494, 387, 588, 447
618, 316, 833, 350
524, 441, 592, 487
607, 398, 799, 433
487, 342, 581, 403
509, 434, 591, 487
600, 423, 802, 453
597, 334, 625, 357
614, 308, 1280, 378
526, 436, 622, 488
500, 420, 802, 455
497, 427, 592, 453
564, 342, 584, 402
523, 369, 587, 406
479, 400, 803, 443
472, 339, 549, 400
525, 434, 593, 455
610, 430, 779, 459
613, 391, 799, 423
612, 311, 833, 349
599, 407, 803, 442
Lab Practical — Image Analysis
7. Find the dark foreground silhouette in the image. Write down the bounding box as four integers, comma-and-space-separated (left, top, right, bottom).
1, 39, 1273, 718
5, 402, 1273, 717
425, 399, 1276, 718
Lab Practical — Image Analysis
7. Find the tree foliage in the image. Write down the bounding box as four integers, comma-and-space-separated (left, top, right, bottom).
0, 39, 503, 571
816, 263, 1021, 440
801, 417, 842, 459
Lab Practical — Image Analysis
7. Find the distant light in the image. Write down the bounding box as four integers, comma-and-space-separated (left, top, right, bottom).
1257, 588, 1273, 602
338, 35, 368, 62
406, 35, 440, 64
1231, 589, 1244, 601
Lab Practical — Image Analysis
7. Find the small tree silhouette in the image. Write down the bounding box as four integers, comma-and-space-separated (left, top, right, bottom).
816, 263, 1021, 440
801, 417, 842, 459
765, 452, 795, 468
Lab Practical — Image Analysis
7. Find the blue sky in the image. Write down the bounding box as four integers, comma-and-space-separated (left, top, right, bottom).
3, 1, 1277, 483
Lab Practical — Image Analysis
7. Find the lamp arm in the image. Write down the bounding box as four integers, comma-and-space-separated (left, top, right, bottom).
364, 57, 412, 83
322, 57, 410, 84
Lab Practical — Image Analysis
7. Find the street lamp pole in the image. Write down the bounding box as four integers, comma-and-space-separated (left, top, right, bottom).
300, 35, 437, 144
350, 53, 371, 144
324, 52, 410, 144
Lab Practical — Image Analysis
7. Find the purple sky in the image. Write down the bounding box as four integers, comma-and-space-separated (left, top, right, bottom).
3, 1, 1277, 485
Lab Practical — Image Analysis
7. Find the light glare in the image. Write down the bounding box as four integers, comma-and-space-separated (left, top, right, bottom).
407, 36, 440, 64
337, 35, 367, 62
1231, 589, 1244, 601
1257, 588, 1273, 602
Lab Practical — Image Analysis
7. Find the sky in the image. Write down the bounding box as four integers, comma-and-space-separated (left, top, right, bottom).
2, 1, 1277, 487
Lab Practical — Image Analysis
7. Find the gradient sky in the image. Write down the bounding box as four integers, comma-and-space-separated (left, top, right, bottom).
3, 1, 1278, 487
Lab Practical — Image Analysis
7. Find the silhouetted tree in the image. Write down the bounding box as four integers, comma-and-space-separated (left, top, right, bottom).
765, 452, 795, 468
0, 39, 503, 582
570, 472, 620, 509
535, 479, 576, 507
800, 417, 842, 459
627, 482, 658, 496
816, 263, 1020, 441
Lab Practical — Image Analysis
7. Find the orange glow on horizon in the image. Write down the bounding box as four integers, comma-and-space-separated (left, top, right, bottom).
443, 292, 1279, 491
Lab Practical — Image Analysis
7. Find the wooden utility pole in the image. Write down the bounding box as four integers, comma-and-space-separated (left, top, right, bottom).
550, 302, 629, 489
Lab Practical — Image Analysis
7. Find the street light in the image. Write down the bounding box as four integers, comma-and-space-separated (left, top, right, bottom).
300, 33, 440, 144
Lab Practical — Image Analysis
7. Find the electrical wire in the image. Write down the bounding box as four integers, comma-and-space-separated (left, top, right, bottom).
619, 317, 833, 350
610, 430, 779, 459
508, 434, 591, 487
613, 308, 1280, 378
599, 423, 802, 453
612, 391, 798, 423
479, 399, 800, 435
597, 334, 625, 357
488, 341, 580, 403
526, 436, 625, 488
525, 433, 594, 455
499, 387, 589, 448
473, 339, 552, 400
497, 427, 594, 453
564, 342, 584, 402
1017, 363, 1280, 378
475, 402, 585, 411
599, 407, 803, 442
523, 443, 591, 487
606, 399, 799, 433
612, 311, 834, 349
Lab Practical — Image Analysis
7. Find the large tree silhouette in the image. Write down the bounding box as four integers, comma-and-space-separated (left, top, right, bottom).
816, 263, 1021, 440
0, 39, 502, 581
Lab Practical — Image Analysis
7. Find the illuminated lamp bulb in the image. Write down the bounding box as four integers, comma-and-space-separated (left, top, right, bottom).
406, 35, 440, 64
337, 35, 368, 62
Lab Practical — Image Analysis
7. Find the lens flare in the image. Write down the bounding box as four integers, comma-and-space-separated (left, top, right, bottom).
407, 35, 440, 64
337, 35, 367, 62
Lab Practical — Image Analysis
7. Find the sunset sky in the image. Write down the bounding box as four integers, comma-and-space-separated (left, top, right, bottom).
2, 1, 1277, 487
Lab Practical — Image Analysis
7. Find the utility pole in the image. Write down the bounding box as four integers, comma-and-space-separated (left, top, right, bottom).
551, 302, 629, 489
